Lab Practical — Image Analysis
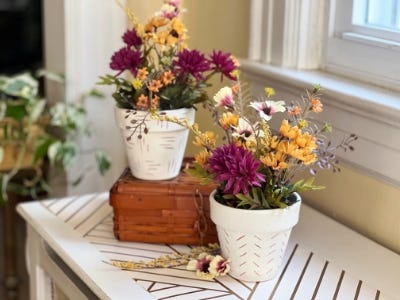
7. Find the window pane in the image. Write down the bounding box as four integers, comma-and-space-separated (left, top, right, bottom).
353, 0, 400, 31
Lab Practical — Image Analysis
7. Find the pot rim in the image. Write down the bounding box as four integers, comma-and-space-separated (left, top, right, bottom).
209, 190, 301, 214
209, 190, 301, 233
114, 106, 196, 130
114, 106, 196, 114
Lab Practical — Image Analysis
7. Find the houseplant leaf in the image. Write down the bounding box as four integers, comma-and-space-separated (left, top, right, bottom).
33, 136, 56, 163
95, 150, 111, 175
27, 99, 46, 123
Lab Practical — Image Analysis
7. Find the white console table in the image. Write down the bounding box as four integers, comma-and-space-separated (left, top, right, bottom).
17, 192, 400, 299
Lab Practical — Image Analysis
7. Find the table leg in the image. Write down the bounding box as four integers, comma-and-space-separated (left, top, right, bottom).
26, 226, 52, 300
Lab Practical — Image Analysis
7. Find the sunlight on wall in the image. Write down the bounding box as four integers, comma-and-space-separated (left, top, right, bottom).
181, 0, 250, 155
303, 165, 400, 253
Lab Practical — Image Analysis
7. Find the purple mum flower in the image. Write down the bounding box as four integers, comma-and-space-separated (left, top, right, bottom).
110, 48, 141, 75
207, 143, 266, 195
209, 50, 237, 80
173, 49, 211, 81
122, 29, 142, 48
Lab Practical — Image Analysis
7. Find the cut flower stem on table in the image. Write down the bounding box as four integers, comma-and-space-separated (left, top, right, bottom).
110, 243, 230, 281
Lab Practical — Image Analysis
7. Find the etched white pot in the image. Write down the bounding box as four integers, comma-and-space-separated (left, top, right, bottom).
210, 190, 301, 282
114, 107, 195, 180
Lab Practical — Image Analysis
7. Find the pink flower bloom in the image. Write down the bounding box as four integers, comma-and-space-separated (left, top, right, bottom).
186, 253, 215, 281
250, 100, 286, 121
214, 87, 234, 107
187, 253, 230, 280
166, 0, 181, 7
209, 255, 230, 276
159, 3, 179, 19
232, 118, 254, 140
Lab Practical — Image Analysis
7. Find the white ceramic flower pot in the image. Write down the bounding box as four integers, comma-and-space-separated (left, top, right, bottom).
114, 107, 195, 180
209, 190, 301, 282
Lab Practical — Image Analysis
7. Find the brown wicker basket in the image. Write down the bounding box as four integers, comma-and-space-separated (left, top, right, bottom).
109, 164, 218, 245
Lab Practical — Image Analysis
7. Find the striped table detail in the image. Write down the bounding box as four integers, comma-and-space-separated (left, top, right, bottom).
41, 193, 391, 300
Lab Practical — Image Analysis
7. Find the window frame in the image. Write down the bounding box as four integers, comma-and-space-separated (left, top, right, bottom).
244, 0, 400, 187
324, 0, 400, 91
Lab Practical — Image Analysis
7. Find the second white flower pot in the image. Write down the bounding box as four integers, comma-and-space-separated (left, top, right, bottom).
209, 190, 301, 282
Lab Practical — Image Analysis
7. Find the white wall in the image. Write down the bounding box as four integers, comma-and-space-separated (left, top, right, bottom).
43, 0, 128, 195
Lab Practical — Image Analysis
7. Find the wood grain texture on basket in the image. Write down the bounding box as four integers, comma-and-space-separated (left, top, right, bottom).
109, 164, 218, 245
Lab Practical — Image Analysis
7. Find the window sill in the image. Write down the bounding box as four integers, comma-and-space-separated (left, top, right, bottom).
240, 59, 400, 187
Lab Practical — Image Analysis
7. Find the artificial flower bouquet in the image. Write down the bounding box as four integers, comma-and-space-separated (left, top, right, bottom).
97, 0, 239, 181
165, 79, 357, 209
98, 0, 238, 113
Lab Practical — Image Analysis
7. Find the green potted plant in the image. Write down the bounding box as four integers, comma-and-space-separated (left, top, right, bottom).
0, 71, 110, 203
98, 0, 238, 180
164, 79, 357, 282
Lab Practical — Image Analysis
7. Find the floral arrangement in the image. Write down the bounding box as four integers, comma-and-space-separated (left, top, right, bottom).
164, 79, 357, 209
98, 0, 238, 112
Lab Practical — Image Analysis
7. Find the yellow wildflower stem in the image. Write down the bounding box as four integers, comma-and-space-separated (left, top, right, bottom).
114, 0, 139, 27
110, 244, 220, 271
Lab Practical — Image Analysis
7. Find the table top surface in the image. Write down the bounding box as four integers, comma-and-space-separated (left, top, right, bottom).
17, 192, 400, 300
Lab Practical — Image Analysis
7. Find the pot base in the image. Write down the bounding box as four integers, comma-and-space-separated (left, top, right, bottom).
217, 228, 292, 282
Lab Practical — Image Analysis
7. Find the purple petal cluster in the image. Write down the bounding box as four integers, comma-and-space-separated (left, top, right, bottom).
110, 48, 141, 75
122, 29, 142, 48
207, 143, 266, 195
173, 49, 211, 81
210, 50, 237, 80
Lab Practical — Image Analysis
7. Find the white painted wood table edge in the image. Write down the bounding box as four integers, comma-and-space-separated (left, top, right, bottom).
17, 199, 155, 300
16, 192, 400, 300
292, 205, 400, 300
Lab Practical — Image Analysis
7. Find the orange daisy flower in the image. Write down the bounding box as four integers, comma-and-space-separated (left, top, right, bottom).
288, 105, 301, 116
231, 83, 240, 95
151, 95, 160, 109
161, 70, 175, 85
280, 120, 300, 139
194, 149, 210, 167
147, 80, 163, 92
136, 94, 149, 109
168, 18, 187, 43
260, 152, 288, 170
219, 112, 239, 130
311, 98, 323, 113
144, 17, 168, 33
137, 68, 148, 80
